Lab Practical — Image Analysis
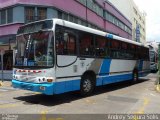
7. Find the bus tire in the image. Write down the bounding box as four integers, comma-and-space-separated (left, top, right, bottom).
80, 74, 95, 96
132, 70, 138, 83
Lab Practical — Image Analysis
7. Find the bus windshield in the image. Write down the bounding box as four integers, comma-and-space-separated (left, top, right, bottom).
15, 31, 54, 67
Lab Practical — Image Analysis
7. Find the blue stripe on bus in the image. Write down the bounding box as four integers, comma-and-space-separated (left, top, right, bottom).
12, 73, 135, 95
99, 59, 111, 75
12, 79, 80, 95
54, 80, 80, 94
12, 80, 55, 95
96, 73, 132, 86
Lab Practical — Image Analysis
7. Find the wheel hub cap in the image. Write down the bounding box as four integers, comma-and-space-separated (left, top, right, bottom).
83, 79, 91, 92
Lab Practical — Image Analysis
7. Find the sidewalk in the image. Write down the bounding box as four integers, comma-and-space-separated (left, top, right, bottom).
156, 73, 160, 92
0, 80, 12, 87
156, 84, 160, 92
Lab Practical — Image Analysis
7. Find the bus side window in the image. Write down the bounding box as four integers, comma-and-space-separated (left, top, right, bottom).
95, 36, 107, 58
121, 42, 127, 59
67, 35, 76, 55
110, 40, 120, 58
55, 27, 64, 55
79, 32, 94, 56
55, 26, 76, 55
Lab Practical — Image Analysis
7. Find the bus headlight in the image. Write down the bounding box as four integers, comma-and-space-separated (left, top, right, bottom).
47, 79, 53, 83
38, 77, 55, 83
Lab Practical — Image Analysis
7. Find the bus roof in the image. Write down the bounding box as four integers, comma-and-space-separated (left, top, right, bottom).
18, 18, 148, 48
53, 18, 147, 48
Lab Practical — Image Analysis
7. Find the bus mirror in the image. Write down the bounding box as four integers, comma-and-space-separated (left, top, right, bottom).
64, 33, 68, 42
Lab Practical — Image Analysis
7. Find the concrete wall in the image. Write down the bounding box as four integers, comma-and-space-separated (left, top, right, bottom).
108, 0, 146, 44
0, 0, 132, 39
0, 24, 22, 36
108, 0, 133, 22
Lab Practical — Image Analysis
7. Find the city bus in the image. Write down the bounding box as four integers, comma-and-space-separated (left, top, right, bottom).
12, 18, 150, 96
150, 49, 158, 72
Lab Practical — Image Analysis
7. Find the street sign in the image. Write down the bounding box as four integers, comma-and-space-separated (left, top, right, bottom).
136, 24, 140, 42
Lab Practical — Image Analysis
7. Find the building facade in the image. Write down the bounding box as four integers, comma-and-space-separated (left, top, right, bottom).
108, 0, 146, 44
0, 0, 132, 70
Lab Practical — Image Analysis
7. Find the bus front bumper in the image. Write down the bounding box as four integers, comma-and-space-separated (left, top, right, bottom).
12, 80, 54, 95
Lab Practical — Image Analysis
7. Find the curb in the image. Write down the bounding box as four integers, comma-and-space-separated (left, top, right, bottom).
0, 81, 12, 87
0, 82, 3, 87
156, 85, 160, 92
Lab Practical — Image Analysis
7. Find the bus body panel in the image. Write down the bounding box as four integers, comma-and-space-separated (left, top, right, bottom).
109, 59, 137, 73
149, 50, 158, 72
12, 59, 150, 95
139, 60, 150, 77
12, 79, 55, 95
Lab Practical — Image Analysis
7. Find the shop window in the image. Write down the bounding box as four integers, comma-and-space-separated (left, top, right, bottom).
37, 8, 47, 20
87, 0, 93, 10
7, 8, 13, 23
25, 7, 35, 23
69, 15, 74, 22
58, 11, 62, 19
108, 14, 114, 23
63, 13, 68, 21
1, 10, 6, 24
0, 11, 1, 24
78, 0, 86, 6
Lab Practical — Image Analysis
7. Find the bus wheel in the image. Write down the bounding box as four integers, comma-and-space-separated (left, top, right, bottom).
133, 71, 138, 83
80, 75, 95, 96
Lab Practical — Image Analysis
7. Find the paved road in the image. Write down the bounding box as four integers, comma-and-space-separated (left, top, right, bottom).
0, 73, 160, 119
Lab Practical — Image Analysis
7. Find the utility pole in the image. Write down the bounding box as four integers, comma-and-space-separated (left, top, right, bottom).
86, 0, 88, 27
1, 50, 4, 82
158, 43, 160, 83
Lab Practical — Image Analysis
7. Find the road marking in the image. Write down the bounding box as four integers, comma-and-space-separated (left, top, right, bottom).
134, 97, 150, 114
0, 87, 16, 90
0, 103, 19, 109
0, 87, 17, 92
150, 93, 156, 97
156, 85, 160, 92
40, 110, 48, 120
84, 99, 96, 104
40, 110, 64, 120
0, 89, 8, 92
144, 97, 149, 105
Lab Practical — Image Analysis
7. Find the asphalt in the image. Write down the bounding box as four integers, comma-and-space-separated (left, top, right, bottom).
0, 73, 160, 117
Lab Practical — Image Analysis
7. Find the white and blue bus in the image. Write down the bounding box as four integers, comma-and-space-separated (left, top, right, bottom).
149, 49, 158, 72
12, 19, 150, 96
